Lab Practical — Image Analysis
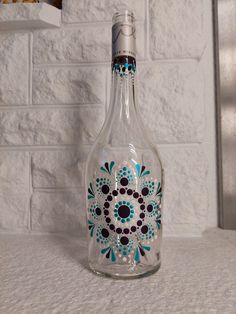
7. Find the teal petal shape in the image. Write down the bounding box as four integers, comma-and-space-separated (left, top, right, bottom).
142, 170, 150, 177
141, 245, 151, 251
109, 161, 115, 174
111, 249, 116, 262
134, 247, 140, 263
100, 166, 107, 173
135, 164, 141, 176
90, 225, 95, 237
101, 247, 110, 254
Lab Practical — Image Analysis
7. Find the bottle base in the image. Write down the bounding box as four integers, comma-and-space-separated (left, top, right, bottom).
89, 262, 161, 280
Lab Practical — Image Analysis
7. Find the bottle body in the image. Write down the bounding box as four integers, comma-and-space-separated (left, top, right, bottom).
85, 11, 163, 278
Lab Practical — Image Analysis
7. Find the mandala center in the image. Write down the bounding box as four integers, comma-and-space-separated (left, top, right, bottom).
87, 161, 162, 263
118, 205, 130, 218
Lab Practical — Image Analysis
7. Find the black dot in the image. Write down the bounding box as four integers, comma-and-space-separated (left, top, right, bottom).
104, 209, 109, 216
120, 236, 129, 245
118, 205, 130, 218
141, 225, 148, 234
140, 204, 145, 210
120, 188, 125, 194
101, 228, 109, 238
112, 190, 118, 196
104, 202, 110, 208
122, 67, 126, 72
133, 192, 139, 198
124, 228, 129, 234
109, 224, 115, 230
141, 187, 149, 196
120, 177, 128, 186
131, 226, 136, 232
95, 207, 101, 216
147, 204, 153, 212
137, 220, 142, 226
106, 217, 111, 223
127, 189, 133, 195
140, 213, 145, 219
138, 198, 143, 204
116, 228, 122, 234
107, 195, 113, 202
128, 65, 132, 71
102, 185, 109, 194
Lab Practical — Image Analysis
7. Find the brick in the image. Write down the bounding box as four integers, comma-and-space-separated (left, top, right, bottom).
138, 62, 204, 143
33, 24, 145, 64
149, 0, 205, 59
32, 67, 106, 105
159, 146, 208, 234
0, 33, 28, 105
32, 148, 89, 188
63, 0, 145, 23
0, 152, 29, 230
31, 190, 86, 235
0, 108, 104, 145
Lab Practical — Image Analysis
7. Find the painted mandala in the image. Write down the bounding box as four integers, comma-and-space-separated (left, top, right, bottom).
87, 161, 162, 264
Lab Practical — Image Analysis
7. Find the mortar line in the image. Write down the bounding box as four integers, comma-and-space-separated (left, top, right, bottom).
28, 32, 33, 106
33, 58, 198, 68
0, 103, 104, 110
146, 0, 151, 61
0, 142, 201, 152
29, 151, 33, 231
62, 19, 145, 28
34, 187, 84, 192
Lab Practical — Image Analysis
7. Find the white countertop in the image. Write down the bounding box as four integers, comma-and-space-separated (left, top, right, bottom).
0, 228, 236, 314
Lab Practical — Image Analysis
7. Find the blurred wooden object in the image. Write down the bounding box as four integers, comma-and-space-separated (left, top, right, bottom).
0, 0, 62, 8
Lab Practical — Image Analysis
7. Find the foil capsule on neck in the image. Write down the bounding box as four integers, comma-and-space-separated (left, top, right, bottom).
112, 10, 136, 59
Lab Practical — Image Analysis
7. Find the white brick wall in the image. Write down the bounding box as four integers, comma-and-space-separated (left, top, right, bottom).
0, 0, 217, 237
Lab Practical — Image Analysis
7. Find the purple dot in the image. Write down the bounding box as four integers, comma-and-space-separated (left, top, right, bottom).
137, 220, 142, 226
104, 210, 109, 216
133, 192, 139, 198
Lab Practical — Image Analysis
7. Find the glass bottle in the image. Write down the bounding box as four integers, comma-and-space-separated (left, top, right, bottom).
85, 10, 163, 278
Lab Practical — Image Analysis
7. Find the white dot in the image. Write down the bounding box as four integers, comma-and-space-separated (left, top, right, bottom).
155, 235, 157, 239
151, 239, 154, 242
119, 254, 122, 258
123, 257, 127, 262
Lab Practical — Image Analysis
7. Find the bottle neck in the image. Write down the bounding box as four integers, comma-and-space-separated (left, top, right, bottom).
109, 56, 137, 124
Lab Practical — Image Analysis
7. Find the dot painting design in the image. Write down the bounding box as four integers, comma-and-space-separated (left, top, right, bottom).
87, 161, 162, 264
112, 62, 136, 78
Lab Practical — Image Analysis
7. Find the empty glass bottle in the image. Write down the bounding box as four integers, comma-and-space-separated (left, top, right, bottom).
85, 10, 163, 278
